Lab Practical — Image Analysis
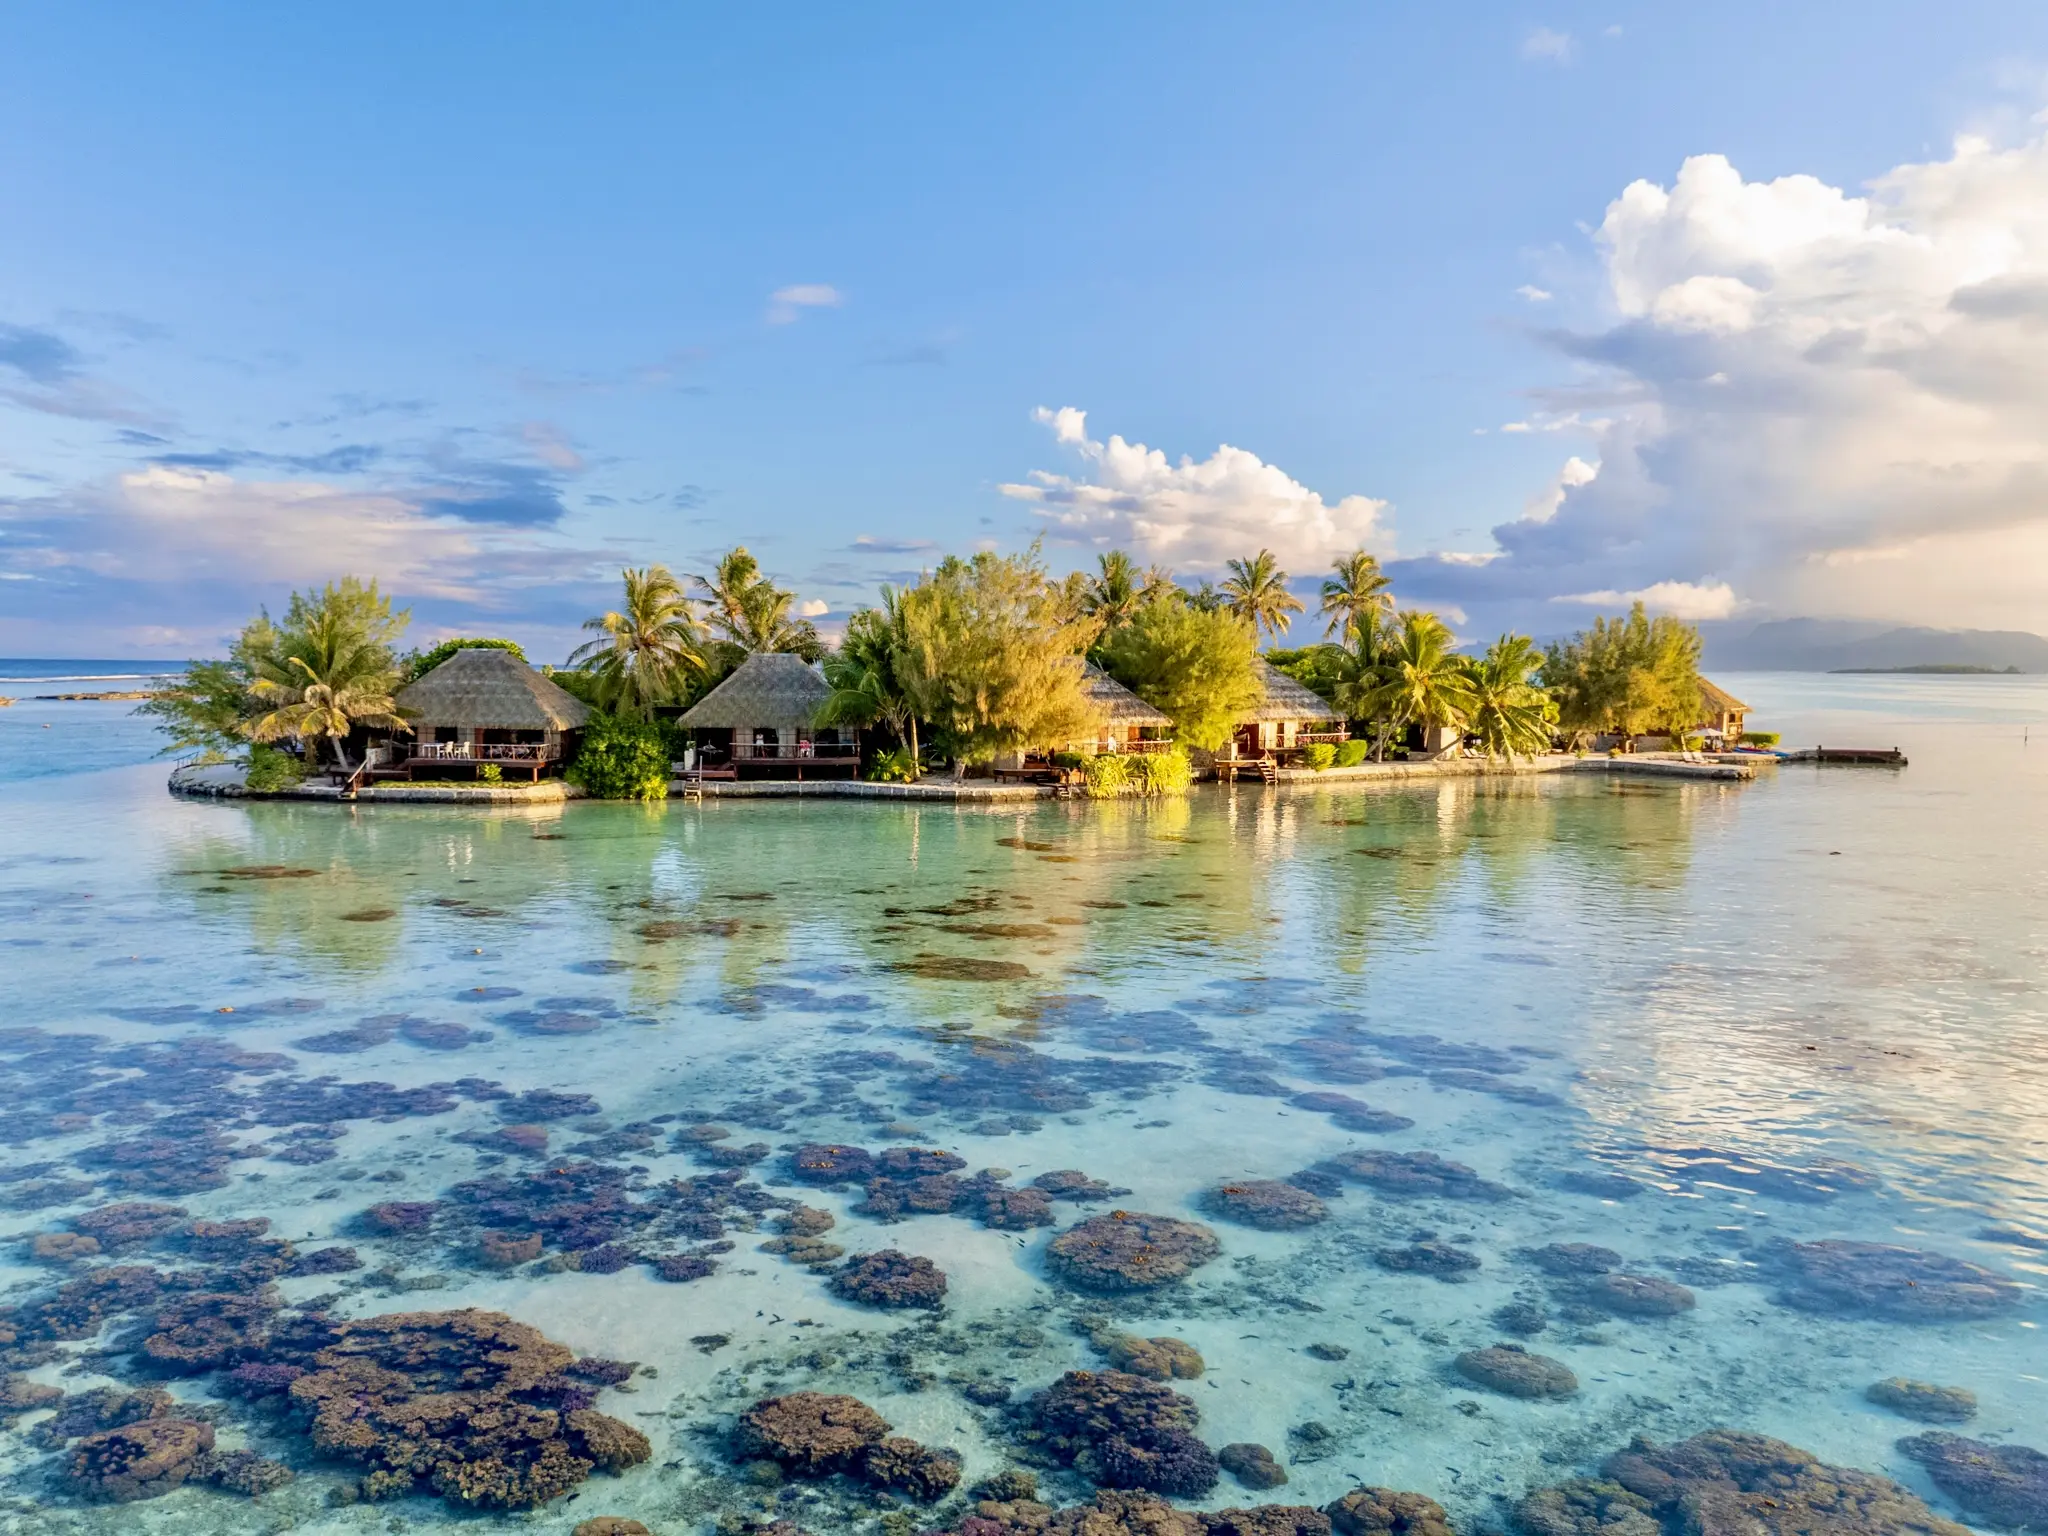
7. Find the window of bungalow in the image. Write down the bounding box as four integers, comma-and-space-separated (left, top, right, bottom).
433, 725, 462, 744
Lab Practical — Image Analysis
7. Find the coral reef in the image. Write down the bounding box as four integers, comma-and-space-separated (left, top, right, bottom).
1865, 1379, 1976, 1423
861, 1435, 965, 1499
1322, 1151, 1511, 1201
1525, 1243, 1620, 1276
735, 1392, 888, 1474
284, 1308, 650, 1508
1373, 1241, 1480, 1280
1898, 1433, 2048, 1529
1326, 1487, 1457, 1536
1585, 1273, 1695, 1317
829, 1250, 948, 1309
1047, 1212, 1221, 1292
1094, 1331, 1205, 1381
1520, 1429, 1970, 1536
63, 1418, 215, 1502
1454, 1344, 1577, 1399
1221, 1441, 1289, 1489
1205, 1180, 1330, 1230
1769, 1241, 2021, 1321
1022, 1368, 1218, 1496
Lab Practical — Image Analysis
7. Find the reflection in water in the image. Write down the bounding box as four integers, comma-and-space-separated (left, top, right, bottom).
0, 727, 2043, 1534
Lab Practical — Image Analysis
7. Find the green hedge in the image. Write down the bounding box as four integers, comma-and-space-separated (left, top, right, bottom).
244, 745, 307, 793
1335, 739, 1369, 767
566, 712, 672, 801
1302, 742, 1337, 772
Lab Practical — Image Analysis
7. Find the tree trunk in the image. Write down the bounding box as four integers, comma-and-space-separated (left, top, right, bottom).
907, 717, 920, 781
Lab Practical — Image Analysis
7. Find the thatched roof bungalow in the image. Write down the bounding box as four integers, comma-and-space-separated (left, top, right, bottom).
1225, 660, 1344, 760
1696, 677, 1750, 741
1070, 663, 1173, 753
679, 652, 857, 776
379, 648, 591, 780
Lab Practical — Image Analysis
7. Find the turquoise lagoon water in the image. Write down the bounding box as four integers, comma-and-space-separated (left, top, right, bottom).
0, 673, 2043, 1534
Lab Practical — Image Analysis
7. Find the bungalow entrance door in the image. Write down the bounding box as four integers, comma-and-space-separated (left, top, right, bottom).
1233, 723, 1261, 761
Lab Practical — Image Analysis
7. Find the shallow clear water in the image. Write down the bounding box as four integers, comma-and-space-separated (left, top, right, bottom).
0, 673, 2043, 1534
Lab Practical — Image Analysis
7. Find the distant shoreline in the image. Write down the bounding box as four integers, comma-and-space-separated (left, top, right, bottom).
1827, 664, 2024, 675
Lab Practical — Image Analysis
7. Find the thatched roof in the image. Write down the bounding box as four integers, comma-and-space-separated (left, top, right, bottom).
681, 651, 830, 731
1698, 676, 1749, 714
394, 647, 591, 730
1243, 659, 1340, 723
1083, 664, 1173, 729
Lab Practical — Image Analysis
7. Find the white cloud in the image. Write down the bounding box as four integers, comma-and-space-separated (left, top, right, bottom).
1552, 580, 1741, 620
766, 284, 844, 324
1522, 27, 1575, 63
797, 598, 830, 617
1001, 407, 1391, 574
1521, 456, 1600, 523
1516, 285, 1554, 302
1411, 128, 2048, 632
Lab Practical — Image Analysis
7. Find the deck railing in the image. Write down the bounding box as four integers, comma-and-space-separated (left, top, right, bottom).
725, 741, 859, 761
407, 741, 558, 763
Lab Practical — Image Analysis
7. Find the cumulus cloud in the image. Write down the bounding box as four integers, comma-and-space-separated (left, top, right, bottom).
1516, 285, 1554, 302
1520, 456, 1600, 523
797, 598, 830, 617
1405, 128, 2048, 633
1551, 580, 1740, 620
766, 284, 843, 324
1000, 407, 1391, 574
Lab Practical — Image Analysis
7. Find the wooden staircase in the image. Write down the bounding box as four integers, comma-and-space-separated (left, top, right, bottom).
1257, 756, 1279, 785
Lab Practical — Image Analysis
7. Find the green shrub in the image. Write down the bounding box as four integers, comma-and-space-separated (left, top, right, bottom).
566, 712, 672, 801
1138, 747, 1192, 795
477, 762, 504, 785
402, 637, 524, 684
1335, 739, 1369, 768
1083, 753, 1133, 799
244, 745, 307, 793
1740, 731, 1781, 748
1050, 750, 1087, 771
1302, 742, 1337, 772
867, 747, 918, 783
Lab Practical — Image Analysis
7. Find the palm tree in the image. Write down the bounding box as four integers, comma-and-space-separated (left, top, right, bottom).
691, 546, 823, 659
568, 565, 705, 718
1461, 634, 1556, 759
1222, 549, 1305, 641
1083, 551, 1170, 633
1358, 610, 1475, 753
243, 581, 408, 770
818, 588, 921, 775
1320, 550, 1393, 652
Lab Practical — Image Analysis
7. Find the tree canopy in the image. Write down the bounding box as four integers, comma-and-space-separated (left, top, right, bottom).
1542, 602, 1704, 742
894, 547, 1101, 766
1462, 634, 1556, 759
818, 588, 924, 771
1221, 548, 1305, 640
569, 565, 704, 718
402, 636, 525, 685
692, 546, 824, 663
1098, 596, 1262, 753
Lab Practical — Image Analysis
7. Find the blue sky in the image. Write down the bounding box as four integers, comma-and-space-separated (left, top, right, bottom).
7, 3, 2048, 657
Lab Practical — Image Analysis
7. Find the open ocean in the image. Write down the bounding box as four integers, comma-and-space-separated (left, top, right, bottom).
0, 669, 2042, 1535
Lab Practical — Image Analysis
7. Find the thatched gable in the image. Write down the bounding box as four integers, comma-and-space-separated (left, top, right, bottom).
394, 648, 591, 730
1083, 663, 1173, 728
1698, 677, 1749, 715
681, 652, 831, 732
1243, 659, 1340, 723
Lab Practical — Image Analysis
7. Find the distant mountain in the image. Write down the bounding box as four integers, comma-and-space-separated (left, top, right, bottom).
1702, 619, 2048, 673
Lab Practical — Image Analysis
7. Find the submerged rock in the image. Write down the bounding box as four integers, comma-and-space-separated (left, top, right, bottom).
1865, 1379, 1976, 1423
1221, 1441, 1289, 1489
1454, 1344, 1577, 1399
1047, 1212, 1221, 1292
861, 1435, 965, 1500
1493, 1300, 1549, 1338
1898, 1432, 2048, 1530
1770, 1240, 2022, 1322
1205, 1180, 1330, 1230
1586, 1273, 1695, 1317
1520, 1428, 1970, 1536
1326, 1487, 1457, 1536
64, 1418, 215, 1502
829, 1249, 948, 1309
